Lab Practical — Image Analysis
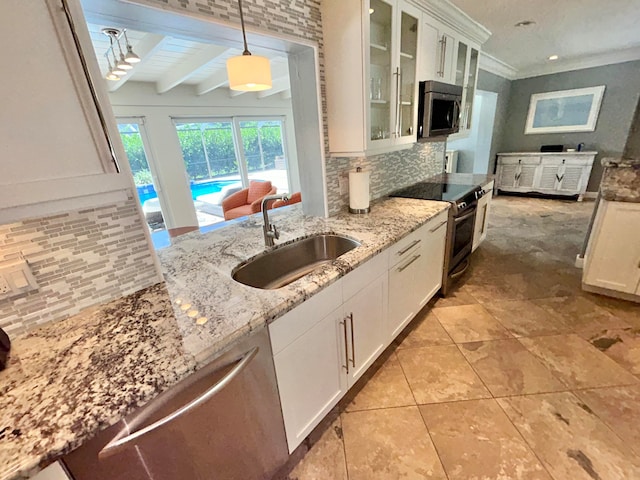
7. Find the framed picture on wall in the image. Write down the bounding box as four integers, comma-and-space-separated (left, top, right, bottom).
524, 85, 605, 134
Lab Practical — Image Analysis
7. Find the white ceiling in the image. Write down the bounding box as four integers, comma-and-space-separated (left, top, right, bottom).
86, 23, 291, 97
450, 0, 640, 77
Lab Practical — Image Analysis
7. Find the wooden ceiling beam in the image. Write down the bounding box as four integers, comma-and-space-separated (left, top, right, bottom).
156, 45, 230, 94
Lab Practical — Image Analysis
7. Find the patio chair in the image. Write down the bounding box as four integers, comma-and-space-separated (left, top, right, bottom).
222, 180, 277, 220
272, 191, 301, 209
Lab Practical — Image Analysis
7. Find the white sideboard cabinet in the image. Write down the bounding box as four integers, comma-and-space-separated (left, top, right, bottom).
495, 152, 596, 200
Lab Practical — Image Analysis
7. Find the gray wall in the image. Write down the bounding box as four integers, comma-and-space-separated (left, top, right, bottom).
476, 69, 512, 175
500, 60, 640, 191
624, 98, 640, 158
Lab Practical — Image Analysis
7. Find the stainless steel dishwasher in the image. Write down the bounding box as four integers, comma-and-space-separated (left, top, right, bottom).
63, 328, 288, 480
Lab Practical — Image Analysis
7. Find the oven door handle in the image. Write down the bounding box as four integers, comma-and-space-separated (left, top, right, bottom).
454, 206, 477, 223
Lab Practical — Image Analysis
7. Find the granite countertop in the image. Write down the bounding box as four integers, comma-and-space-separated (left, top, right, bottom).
424, 172, 494, 186
599, 157, 640, 203
0, 196, 449, 480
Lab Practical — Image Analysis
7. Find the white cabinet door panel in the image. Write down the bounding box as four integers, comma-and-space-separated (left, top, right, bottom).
517, 165, 538, 189
537, 164, 560, 190
558, 166, 584, 193
272, 306, 347, 452
498, 164, 518, 189
584, 201, 640, 294
345, 274, 387, 385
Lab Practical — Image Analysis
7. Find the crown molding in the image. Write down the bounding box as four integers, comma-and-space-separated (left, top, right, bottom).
514, 46, 640, 79
479, 52, 517, 80
408, 0, 491, 46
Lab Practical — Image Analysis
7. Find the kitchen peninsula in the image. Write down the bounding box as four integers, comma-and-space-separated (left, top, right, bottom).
0, 197, 448, 480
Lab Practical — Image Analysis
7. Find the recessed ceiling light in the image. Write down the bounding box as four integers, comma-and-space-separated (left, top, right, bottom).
369, 8, 374, 14
515, 20, 536, 27
548, 54, 559, 61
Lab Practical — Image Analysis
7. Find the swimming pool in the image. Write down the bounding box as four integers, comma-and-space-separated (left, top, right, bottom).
136, 179, 240, 205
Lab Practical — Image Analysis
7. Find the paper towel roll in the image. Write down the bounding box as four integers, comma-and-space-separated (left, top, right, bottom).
349, 168, 370, 213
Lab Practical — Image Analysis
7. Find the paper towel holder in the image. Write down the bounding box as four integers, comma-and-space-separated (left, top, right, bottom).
349, 167, 371, 214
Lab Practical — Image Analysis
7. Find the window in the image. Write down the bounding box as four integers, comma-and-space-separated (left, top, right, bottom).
173, 117, 291, 226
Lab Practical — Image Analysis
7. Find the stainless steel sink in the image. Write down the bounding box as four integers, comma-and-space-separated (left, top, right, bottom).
232, 234, 361, 289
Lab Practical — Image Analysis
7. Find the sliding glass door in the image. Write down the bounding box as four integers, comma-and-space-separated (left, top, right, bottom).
174, 120, 243, 225
237, 119, 289, 195
116, 119, 166, 232
173, 117, 290, 226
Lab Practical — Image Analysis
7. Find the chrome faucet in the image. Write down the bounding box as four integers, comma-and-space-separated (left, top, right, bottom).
261, 194, 289, 247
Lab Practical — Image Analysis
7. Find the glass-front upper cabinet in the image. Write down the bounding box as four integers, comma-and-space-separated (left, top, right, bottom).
397, 10, 419, 140
454, 42, 467, 87
321, 0, 422, 156
367, 0, 421, 149
463, 48, 479, 130
369, 0, 393, 143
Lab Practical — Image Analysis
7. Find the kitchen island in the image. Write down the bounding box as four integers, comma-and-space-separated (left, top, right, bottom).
0, 196, 448, 480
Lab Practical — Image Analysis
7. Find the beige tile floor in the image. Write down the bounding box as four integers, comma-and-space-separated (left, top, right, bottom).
282, 196, 640, 480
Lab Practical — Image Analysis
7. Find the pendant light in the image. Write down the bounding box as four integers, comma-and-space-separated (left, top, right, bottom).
123, 30, 141, 64
226, 0, 272, 91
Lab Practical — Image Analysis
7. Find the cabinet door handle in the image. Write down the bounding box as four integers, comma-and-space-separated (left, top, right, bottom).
397, 239, 421, 256
430, 220, 448, 232
397, 254, 421, 272
99, 346, 258, 459
348, 313, 356, 368
481, 204, 488, 234
394, 67, 402, 137
437, 35, 447, 77
341, 318, 349, 375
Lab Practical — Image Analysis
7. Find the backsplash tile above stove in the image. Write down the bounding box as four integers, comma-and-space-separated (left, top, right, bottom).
326, 142, 446, 215
0, 198, 161, 335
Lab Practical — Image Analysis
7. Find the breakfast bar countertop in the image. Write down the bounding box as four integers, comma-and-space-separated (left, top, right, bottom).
0, 196, 449, 480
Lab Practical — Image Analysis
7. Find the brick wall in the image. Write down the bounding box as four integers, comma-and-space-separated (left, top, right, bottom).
0, 198, 160, 335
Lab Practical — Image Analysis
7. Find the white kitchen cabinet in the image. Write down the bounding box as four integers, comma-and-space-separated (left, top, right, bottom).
472, 181, 493, 251
344, 273, 388, 384
271, 304, 347, 452
0, 0, 131, 223
420, 21, 455, 85
270, 252, 388, 452
496, 153, 596, 200
387, 209, 448, 338
33, 462, 72, 480
270, 280, 346, 452
419, 17, 481, 137
583, 200, 640, 297
321, 0, 421, 156
269, 210, 451, 452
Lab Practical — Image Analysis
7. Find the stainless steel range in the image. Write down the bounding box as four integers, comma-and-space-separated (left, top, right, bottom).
390, 181, 488, 295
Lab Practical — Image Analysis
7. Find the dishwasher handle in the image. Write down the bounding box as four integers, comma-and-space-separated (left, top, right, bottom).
98, 346, 259, 460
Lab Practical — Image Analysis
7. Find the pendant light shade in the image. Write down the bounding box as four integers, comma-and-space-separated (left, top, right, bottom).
227, 54, 272, 91
227, 0, 272, 92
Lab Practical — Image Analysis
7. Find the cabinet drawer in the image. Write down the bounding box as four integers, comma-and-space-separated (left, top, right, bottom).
269, 279, 343, 355
388, 227, 424, 264
540, 155, 591, 166
498, 156, 540, 166
343, 250, 388, 302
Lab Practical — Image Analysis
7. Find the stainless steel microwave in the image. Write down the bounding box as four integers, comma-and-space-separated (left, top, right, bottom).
417, 81, 463, 140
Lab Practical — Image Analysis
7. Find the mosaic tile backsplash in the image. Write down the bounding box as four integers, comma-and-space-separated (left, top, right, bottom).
326, 142, 446, 215
0, 198, 161, 335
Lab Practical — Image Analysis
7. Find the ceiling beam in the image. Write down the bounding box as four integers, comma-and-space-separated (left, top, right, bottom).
108, 33, 166, 92
258, 78, 290, 99
229, 88, 246, 97
195, 68, 229, 96
156, 45, 230, 94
